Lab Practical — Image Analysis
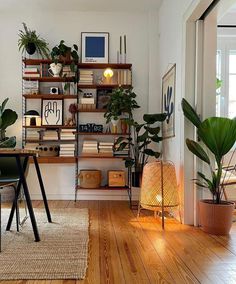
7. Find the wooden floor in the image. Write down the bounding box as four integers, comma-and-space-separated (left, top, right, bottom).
1, 200, 236, 284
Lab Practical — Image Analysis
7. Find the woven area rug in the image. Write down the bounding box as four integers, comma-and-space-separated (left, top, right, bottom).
0, 208, 89, 280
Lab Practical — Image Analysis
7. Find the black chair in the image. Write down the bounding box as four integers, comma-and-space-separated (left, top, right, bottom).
0, 157, 29, 236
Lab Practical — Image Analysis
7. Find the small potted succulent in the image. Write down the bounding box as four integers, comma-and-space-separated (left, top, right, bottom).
18, 23, 50, 58
0, 98, 18, 148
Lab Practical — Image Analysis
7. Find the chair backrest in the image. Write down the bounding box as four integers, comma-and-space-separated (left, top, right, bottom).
0, 157, 28, 180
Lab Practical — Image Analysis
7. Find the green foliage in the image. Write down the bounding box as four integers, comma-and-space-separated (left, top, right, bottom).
18, 23, 50, 58
182, 98, 236, 204
0, 98, 18, 148
216, 78, 222, 90
104, 87, 140, 122
115, 113, 166, 172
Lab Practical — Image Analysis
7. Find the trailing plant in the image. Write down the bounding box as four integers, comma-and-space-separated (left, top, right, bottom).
18, 23, 50, 58
115, 113, 166, 172
51, 40, 79, 91
182, 98, 236, 204
104, 87, 140, 123
0, 98, 18, 148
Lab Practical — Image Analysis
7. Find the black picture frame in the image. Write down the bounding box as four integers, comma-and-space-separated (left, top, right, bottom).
41, 99, 63, 126
96, 89, 112, 109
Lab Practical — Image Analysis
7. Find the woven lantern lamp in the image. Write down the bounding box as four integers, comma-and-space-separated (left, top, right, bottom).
137, 161, 180, 229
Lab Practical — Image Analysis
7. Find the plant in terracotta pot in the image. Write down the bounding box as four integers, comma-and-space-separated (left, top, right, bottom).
18, 23, 50, 58
104, 87, 140, 133
115, 113, 166, 186
182, 98, 236, 235
0, 98, 18, 148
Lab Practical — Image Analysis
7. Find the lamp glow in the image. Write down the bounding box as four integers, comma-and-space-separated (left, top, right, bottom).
103, 68, 114, 78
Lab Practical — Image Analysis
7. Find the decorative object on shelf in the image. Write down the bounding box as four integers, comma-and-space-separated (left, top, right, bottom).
162, 64, 176, 139
68, 103, 78, 126
111, 117, 119, 133
104, 87, 140, 123
120, 118, 128, 134
137, 161, 180, 229
36, 145, 60, 157
103, 68, 114, 84
41, 99, 63, 126
182, 98, 236, 235
18, 23, 50, 58
48, 63, 63, 77
115, 113, 166, 187
78, 169, 102, 188
108, 170, 126, 187
81, 32, 109, 63
79, 123, 103, 133
0, 98, 18, 148
118, 35, 127, 63
24, 110, 40, 126
50, 87, 60, 95
97, 89, 112, 109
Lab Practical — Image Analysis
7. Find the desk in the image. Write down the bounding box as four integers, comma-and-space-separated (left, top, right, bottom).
0, 149, 52, 241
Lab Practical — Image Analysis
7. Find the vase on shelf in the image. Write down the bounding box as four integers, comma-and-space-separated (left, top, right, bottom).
48, 63, 62, 77
111, 118, 119, 134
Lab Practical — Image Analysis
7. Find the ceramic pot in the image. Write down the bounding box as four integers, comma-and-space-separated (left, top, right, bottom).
199, 199, 235, 235
48, 63, 62, 77
26, 42, 36, 55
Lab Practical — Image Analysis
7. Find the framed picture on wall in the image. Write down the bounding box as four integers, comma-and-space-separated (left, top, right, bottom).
162, 64, 176, 139
96, 88, 112, 109
81, 32, 109, 63
41, 99, 63, 126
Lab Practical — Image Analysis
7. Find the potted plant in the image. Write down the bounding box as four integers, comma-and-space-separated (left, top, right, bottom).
182, 98, 236, 235
0, 98, 18, 148
50, 40, 79, 91
115, 113, 166, 186
104, 87, 140, 132
18, 23, 50, 58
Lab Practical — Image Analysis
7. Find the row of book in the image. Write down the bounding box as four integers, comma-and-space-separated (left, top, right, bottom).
117, 70, 132, 85
79, 70, 94, 85
25, 129, 76, 141
59, 143, 75, 157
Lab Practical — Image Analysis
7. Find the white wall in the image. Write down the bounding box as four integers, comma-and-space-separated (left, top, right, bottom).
0, 9, 154, 200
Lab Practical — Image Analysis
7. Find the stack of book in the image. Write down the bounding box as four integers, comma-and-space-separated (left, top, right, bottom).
62, 65, 75, 77
60, 144, 76, 157
24, 143, 39, 150
23, 67, 40, 78
43, 130, 58, 141
60, 129, 76, 140
26, 129, 39, 141
113, 138, 129, 156
23, 80, 39, 94
79, 70, 94, 85
82, 140, 98, 154
99, 142, 114, 156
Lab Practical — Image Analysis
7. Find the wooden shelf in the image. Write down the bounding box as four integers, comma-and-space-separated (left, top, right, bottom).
78, 109, 106, 113
24, 139, 76, 143
78, 84, 132, 89
23, 94, 77, 99
23, 77, 74, 82
23, 59, 132, 69
77, 185, 129, 190
29, 156, 76, 164
76, 132, 129, 136
78, 155, 127, 159
23, 125, 76, 129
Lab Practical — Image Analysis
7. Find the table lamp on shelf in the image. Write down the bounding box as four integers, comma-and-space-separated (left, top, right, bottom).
103, 68, 114, 84
24, 110, 40, 126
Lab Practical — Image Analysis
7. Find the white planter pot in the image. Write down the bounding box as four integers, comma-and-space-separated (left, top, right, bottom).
48, 63, 62, 77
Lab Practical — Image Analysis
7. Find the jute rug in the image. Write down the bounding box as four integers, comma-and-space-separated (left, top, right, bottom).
0, 208, 89, 280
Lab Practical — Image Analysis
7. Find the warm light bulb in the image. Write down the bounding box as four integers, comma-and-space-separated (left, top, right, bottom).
103, 68, 114, 78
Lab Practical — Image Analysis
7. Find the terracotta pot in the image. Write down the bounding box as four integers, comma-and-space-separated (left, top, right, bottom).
199, 199, 235, 235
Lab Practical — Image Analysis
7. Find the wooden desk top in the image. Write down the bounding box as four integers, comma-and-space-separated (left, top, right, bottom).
0, 148, 38, 156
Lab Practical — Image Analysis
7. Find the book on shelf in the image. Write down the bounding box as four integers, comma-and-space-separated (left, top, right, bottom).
23, 73, 40, 78
80, 98, 95, 104
117, 70, 132, 85
24, 67, 38, 73
40, 63, 49, 77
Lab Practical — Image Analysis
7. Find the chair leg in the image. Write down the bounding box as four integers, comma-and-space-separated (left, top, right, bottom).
137, 202, 141, 217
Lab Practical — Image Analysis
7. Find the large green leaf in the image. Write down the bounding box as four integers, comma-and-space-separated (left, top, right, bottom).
144, 126, 160, 135
143, 148, 160, 158
198, 117, 236, 164
143, 113, 166, 124
181, 98, 201, 128
1, 109, 18, 130
186, 139, 211, 164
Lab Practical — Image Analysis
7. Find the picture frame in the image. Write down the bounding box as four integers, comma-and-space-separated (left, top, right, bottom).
162, 64, 176, 139
41, 99, 63, 126
96, 89, 112, 109
81, 32, 109, 63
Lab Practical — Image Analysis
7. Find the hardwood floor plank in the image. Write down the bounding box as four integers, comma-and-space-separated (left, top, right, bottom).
110, 201, 174, 284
